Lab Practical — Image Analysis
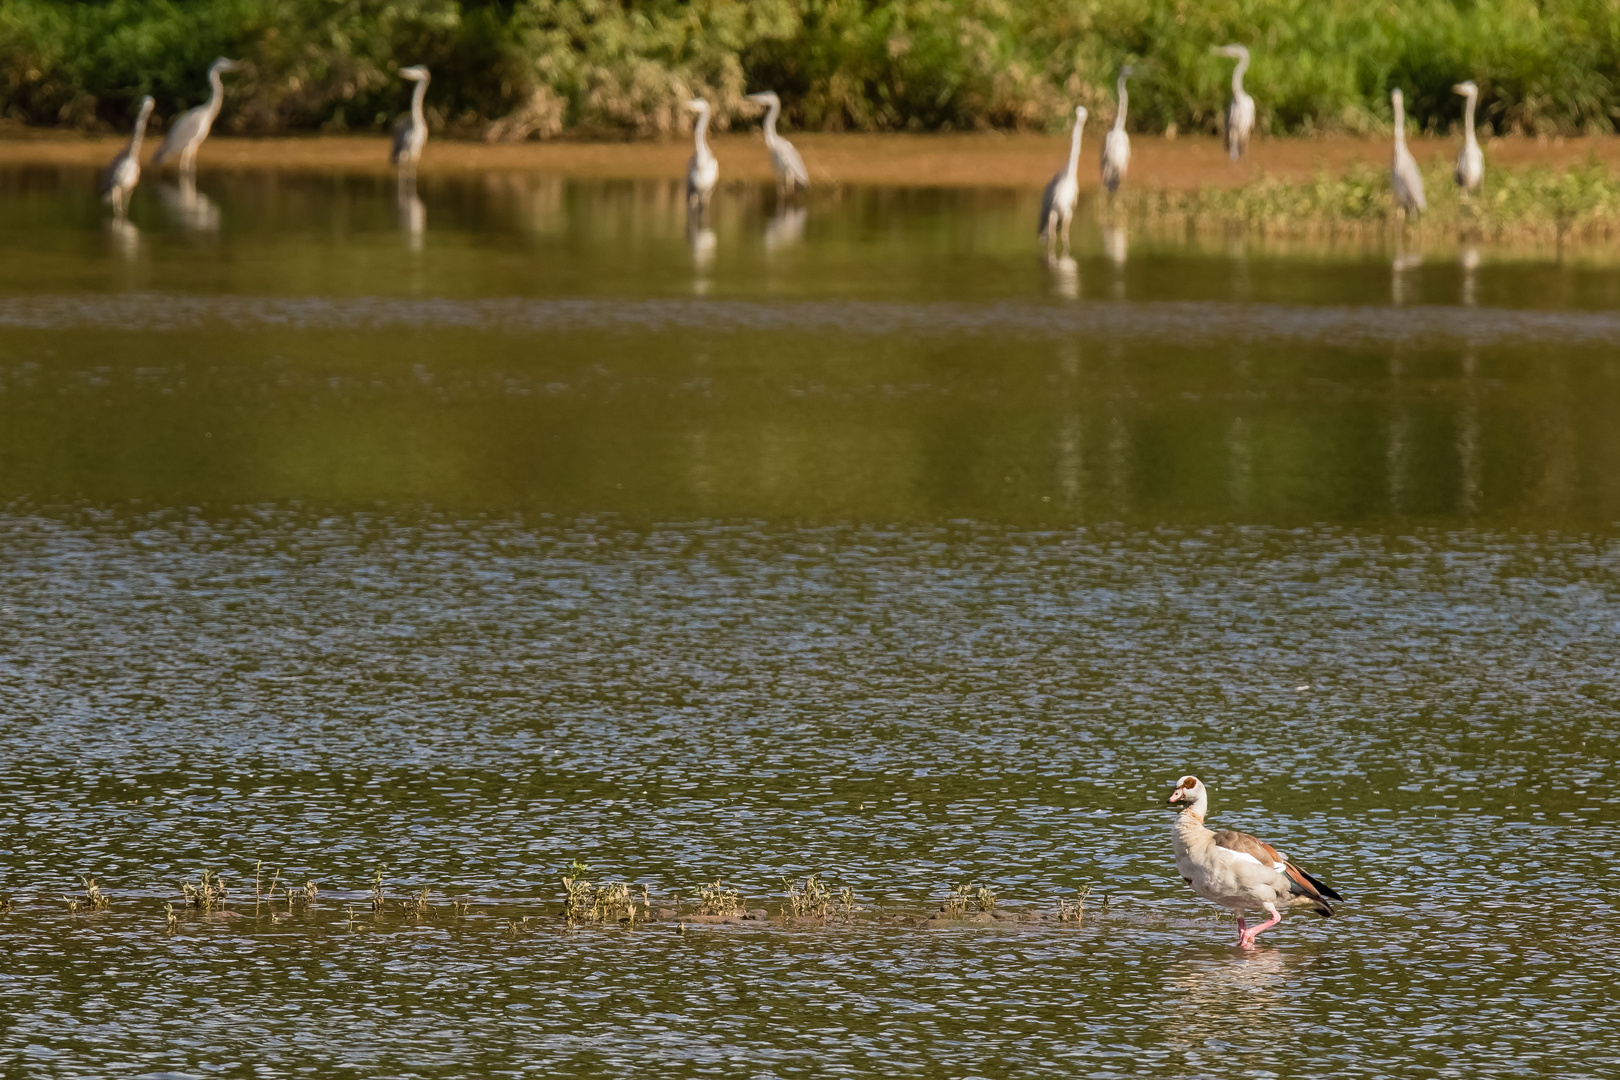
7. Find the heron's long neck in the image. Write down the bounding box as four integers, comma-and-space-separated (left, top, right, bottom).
1464, 93, 1478, 146
763, 100, 780, 146
694, 111, 712, 159
411, 77, 428, 130
1393, 98, 1407, 148
129, 108, 151, 155
1065, 118, 1084, 177
1114, 78, 1129, 133
204, 69, 226, 125
1232, 55, 1249, 96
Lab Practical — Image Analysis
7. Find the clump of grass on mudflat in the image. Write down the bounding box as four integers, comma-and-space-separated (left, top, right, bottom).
80, 877, 111, 911
942, 883, 998, 916
782, 874, 857, 920
1131, 161, 1620, 241
180, 870, 227, 911
1056, 886, 1092, 923
561, 863, 649, 925
695, 880, 743, 917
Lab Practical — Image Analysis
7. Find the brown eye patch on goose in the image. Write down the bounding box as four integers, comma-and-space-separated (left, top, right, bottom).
1181, 777, 1199, 789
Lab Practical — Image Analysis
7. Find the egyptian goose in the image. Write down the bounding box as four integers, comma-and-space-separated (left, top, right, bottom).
1167, 775, 1342, 947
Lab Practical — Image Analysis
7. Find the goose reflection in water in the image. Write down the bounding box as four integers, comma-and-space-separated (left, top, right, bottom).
159, 178, 220, 232
763, 204, 806, 254
1154, 949, 1317, 1065
398, 177, 425, 251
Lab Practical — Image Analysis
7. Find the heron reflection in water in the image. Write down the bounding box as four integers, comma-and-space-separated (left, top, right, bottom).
106, 217, 141, 260
151, 58, 241, 179
689, 225, 717, 294
398, 176, 426, 251
1104, 223, 1128, 266
1460, 245, 1481, 306
1104, 222, 1128, 299
99, 95, 154, 220
1049, 254, 1078, 300
1392, 247, 1422, 305
764, 204, 807, 253
158, 178, 220, 231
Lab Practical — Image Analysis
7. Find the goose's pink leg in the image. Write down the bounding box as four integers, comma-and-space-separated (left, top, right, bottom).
1234, 916, 1247, 945
1237, 904, 1281, 948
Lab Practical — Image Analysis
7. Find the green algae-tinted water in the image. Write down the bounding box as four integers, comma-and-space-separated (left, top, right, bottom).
0, 166, 1616, 1078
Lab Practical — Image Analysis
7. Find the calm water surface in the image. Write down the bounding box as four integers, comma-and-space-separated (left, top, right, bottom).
0, 166, 1616, 1077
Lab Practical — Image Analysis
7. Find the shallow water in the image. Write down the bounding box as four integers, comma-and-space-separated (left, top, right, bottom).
0, 167, 1616, 1077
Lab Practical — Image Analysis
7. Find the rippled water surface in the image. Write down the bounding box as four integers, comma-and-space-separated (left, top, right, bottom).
0, 166, 1616, 1077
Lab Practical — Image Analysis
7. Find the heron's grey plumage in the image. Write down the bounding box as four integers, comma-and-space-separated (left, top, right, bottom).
746, 92, 808, 198
1213, 45, 1255, 160
1100, 67, 1133, 194
685, 99, 719, 216
1039, 106, 1088, 259
1453, 81, 1484, 192
391, 66, 431, 173
151, 58, 240, 175
1389, 88, 1427, 217
99, 96, 155, 219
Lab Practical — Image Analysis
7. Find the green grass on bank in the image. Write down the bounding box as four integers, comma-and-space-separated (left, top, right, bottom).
6, 1, 1620, 140
1133, 161, 1620, 240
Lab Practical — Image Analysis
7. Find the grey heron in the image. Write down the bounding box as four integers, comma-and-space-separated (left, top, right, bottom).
1038, 105, 1088, 260
391, 66, 431, 175
99, 95, 154, 219
1212, 45, 1255, 159
1100, 66, 1133, 194
745, 91, 809, 199
1389, 88, 1427, 218
151, 58, 241, 177
1453, 81, 1483, 193
685, 98, 719, 217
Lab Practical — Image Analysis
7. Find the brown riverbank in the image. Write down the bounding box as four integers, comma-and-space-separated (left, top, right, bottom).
5, 130, 1620, 189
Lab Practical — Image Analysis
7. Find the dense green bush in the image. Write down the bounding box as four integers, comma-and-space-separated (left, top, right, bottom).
4, 0, 1620, 138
